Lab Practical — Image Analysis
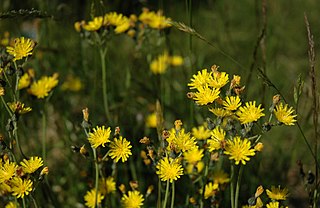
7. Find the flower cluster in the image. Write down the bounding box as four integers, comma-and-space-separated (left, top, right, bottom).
149, 51, 184, 74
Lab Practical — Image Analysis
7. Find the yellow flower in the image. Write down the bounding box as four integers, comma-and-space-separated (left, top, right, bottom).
11, 177, 33, 198
204, 182, 219, 199
139, 9, 171, 29
193, 85, 220, 105
88, 126, 111, 148
104, 12, 131, 34
156, 157, 183, 183
254, 142, 264, 151
20, 156, 43, 174
0, 87, 4, 96
6, 37, 35, 61
224, 137, 255, 165
212, 170, 230, 185
150, 52, 170, 74
7, 101, 32, 114
223, 96, 242, 111
209, 107, 233, 117
236, 101, 265, 124
5, 202, 17, 208
188, 69, 212, 90
266, 186, 289, 201
121, 190, 144, 208
167, 128, 197, 152
0, 160, 17, 183
83, 16, 103, 31
18, 72, 31, 90
28, 73, 59, 99
266, 201, 279, 208
183, 147, 204, 164
192, 125, 211, 140
274, 102, 297, 125
109, 136, 132, 162
61, 75, 83, 92
84, 189, 104, 208
209, 71, 229, 89
207, 127, 225, 152
170, 55, 184, 66
145, 112, 157, 128
99, 176, 116, 195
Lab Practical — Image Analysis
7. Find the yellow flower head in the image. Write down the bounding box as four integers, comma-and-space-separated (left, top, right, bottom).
236, 101, 265, 124
209, 71, 229, 89
0, 160, 18, 183
28, 73, 59, 99
84, 189, 104, 208
223, 96, 242, 111
20, 156, 43, 174
192, 125, 211, 140
150, 52, 170, 74
156, 157, 184, 183
224, 137, 255, 165
109, 136, 132, 163
209, 107, 233, 118
170, 55, 184, 66
266, 185, 289, 201
88, 126, 111, 148
145, 112, 157, 128
18, 72, 31, 90
212, 170, 230, 185
193, 85, 220, 105
204, 182, 219, 199
188, 69, 212, 90
6, 37, 35, 61
274, 102, 297, 125
99, 176, 116, 195
266, 201, 279, 208
167, 128, 197, 152
104, 12, 131, 34
11, 177, 33, 198
61, 75, 83, 92
139, 9, 171, 29
207, 127, 225, 152
7, 101, 32, 114
121, 190, 144, 208
83, 16, 103, 31
183, 147, 204, 164
5, 202, 17, 208
0, 87, 4, 96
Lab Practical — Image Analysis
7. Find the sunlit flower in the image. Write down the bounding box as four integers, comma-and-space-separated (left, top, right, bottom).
5, 202, 17, 208
156, 157, 183, 183
150, 52, 170, 74
7, 101, 32, 114
212, 170, 230, 185
204, 182, 219, 199
192, 125, 211, 140
84, 189, 104, 208
145, 112, 157, 128
100, 176, 116, 195
236, 101, 265, 124
209, 107, 233, 117
266, 186, 289, 201
0, 160, 18, 183
6, 37, 35, 61
266, 201, 279, 208
28, 73, 59, 99
18, 72, 31, 90
274, 102, 297, 125
207, 127, 225, 152
11, 177, 33, 198
209, 71, 229, 89
183, 147, 204, 164
61, 75, 82, 92
88, 126, 111, 148
83, 16, 103, 31
193, 85, 220, 105
121, 190, 144, 208
139, 9, 171, 29
105, 12, 131, 34
188, 69, 212, 90
20, 156, 43, 174
167, 128, 197, 152
170, 55, 184, 66
109, 136, 132, 162
223, 96, 242, 111
224, 137, 255, 165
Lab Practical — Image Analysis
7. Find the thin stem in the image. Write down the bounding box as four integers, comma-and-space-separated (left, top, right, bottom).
230, 165, 235, 208
162, 180, 170, 208
235, 165, 244, 208
99, 48, 111, 123
42, 101, 47, 162
13, 118, 27, 159
170, 181, 175, 208
92, 148, 99, 208
22, 197, 26, 208
157, 179, 162, 208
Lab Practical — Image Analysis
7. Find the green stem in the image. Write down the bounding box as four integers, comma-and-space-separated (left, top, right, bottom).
0, 96, 13, 117
22, 197, 26, 208
235, 165, 244, 208
230, 165, 235, 208
42, 102, 47, 162
13, 118, 27, 159
92, 148, 99, 208
157, 179, 162, 208
99, 48, 111, 123
162, 180, 170, 208
170, 181, 175, 208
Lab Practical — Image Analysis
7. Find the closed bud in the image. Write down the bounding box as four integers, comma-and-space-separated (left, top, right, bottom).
82, 108, 89, 122
272, 94, 281, 106
254, 142, 264, 152
80, 145, 89, 157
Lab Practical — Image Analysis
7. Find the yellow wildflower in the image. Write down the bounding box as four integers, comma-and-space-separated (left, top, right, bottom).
121, 190, 144, 208
209, 107, 233, 117
156, 157, 183, 183
20, 156, 43, 174
109, 136, 132, 163
209, 71, 229, 88
183, 147, 204, 164
5, 202, 17, 208
192, 125, 211, 140
84, 189, 104, 208
6, 37, 35, 61
18, 72, 31, 90
170, 55, 184, 66
7, 101, 32, 114
0, 160, 18, 183
266, 186, 289, 201
212, 170, 230, 185
223, 96, 242, 111
207, 127, 225, 152
0, 87, 4, 96
139, 9, 171, 29
266, 202, 279, 208
28, 73, 59, 99
88, 126, 111, 148
224, 137, 255, 165
188, 69, 212, 90
100, 176, 116, 195
83, 16, 103, 31
274, 102, 297, 125
167, 128, 197, 152
236, 101, 265, 124
204, 182, 219, 199
145, 112, 157, 128
104, 12, 131, 34
61, 75, 82, 91
150, 52, 170, 74
11, 177, 33, 198
193, 85, 220, 105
